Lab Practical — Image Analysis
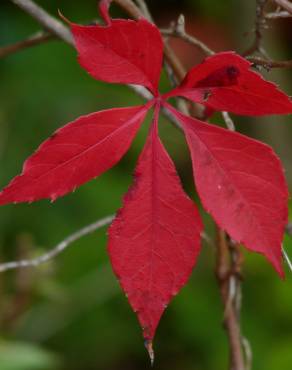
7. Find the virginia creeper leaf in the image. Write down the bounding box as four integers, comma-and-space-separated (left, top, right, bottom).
71, 18, 163, 95
108, 106, 202, 343
0, 105, 149, 205
167, 104, 288, 276
166, 52, 292, 116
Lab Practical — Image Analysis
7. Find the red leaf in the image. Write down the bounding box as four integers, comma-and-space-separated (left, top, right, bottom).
0, 105, 150, 205
108, 105, 202, 343
166, 104, 288, 276
166, 52, 292, 116
71, 18, 163, 95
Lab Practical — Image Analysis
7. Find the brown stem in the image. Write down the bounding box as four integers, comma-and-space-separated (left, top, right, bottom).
161, 28, 214, 56
247, 56, 292, 69
0, 32, 53, 59
216, 229, 245, 370
242, 0, 268, 56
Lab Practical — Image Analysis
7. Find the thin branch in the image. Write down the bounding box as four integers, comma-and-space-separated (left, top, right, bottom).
160, 15, 214, 57
216, 229, 245, 370
242, 337, 253, 370
247, 56, 292, 69
0, 215, 114, 273
283, 248, 292, 272
265, 10, 292, 18
284, 225, 292, 272
222, 112, 236, 131
201, 231, 216, 248
135, 0, 153, 22
10, 0, 73, 45
243, 0, 268, 56
160, 14, 292, 70
0, 31, 53, 59
274, 0, 292, 14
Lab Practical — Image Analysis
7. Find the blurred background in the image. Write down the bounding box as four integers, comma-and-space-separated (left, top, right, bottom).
0, 0, 292, 369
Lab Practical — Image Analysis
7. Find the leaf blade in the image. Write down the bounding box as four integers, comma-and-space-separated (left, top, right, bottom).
108, 106, 203, 341
166, 52, 292, 116
0, 105, 149, 205
71, 18, 163, 94
167, 105, 288, 276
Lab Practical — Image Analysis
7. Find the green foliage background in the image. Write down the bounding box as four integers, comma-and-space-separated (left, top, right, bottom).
0, 1, 292, 369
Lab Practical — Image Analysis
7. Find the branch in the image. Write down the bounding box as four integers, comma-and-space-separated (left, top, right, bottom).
247, 56, 292, 69
216, 229, 246, 370
284, 224, 292, 272
135, 0, 153, 22
265, 10, 292, 18
243, 0, 268, 56
0, 215, 114, 273
222, 112, 236, 131
10, 0, 74, 45
160, 11, 292, 71
274, 0, 292, 14
0, 31, 53, 59
160, 14, 214, 57
283, 248, 292, 272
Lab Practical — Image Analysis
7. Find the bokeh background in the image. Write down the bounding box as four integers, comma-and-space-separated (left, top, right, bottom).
0, 1, 292, 369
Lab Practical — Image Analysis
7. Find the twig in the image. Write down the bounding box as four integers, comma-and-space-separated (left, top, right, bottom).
265, 10, 292, 18
201, 231, 216, 248
0, 31, 53, 59
283, 225, 292, 272
283, 248, 292, 272
159, 13, 292, 70
243, 0, 268, 56
247, 56, 292, 69
216, 229, 245, 370
135, 0, 153, 21
0, 215, 114, 273
242, 337, 253, 370
160, 15, 214, 57
10, 0, 74, 45
222, 112, 235, 131
274, 0, 292, 14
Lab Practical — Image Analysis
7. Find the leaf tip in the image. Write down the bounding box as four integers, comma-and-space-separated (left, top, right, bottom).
58, 9, 72, 26
98, 0, 112, 25
269, 254, 285, 279
144, 339, 155, 367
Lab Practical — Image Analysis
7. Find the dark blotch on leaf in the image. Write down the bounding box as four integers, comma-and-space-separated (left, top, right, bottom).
195, 65, 240, 88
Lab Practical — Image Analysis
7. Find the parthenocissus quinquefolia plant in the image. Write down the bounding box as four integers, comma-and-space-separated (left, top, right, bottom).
1, 0, 292, 360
